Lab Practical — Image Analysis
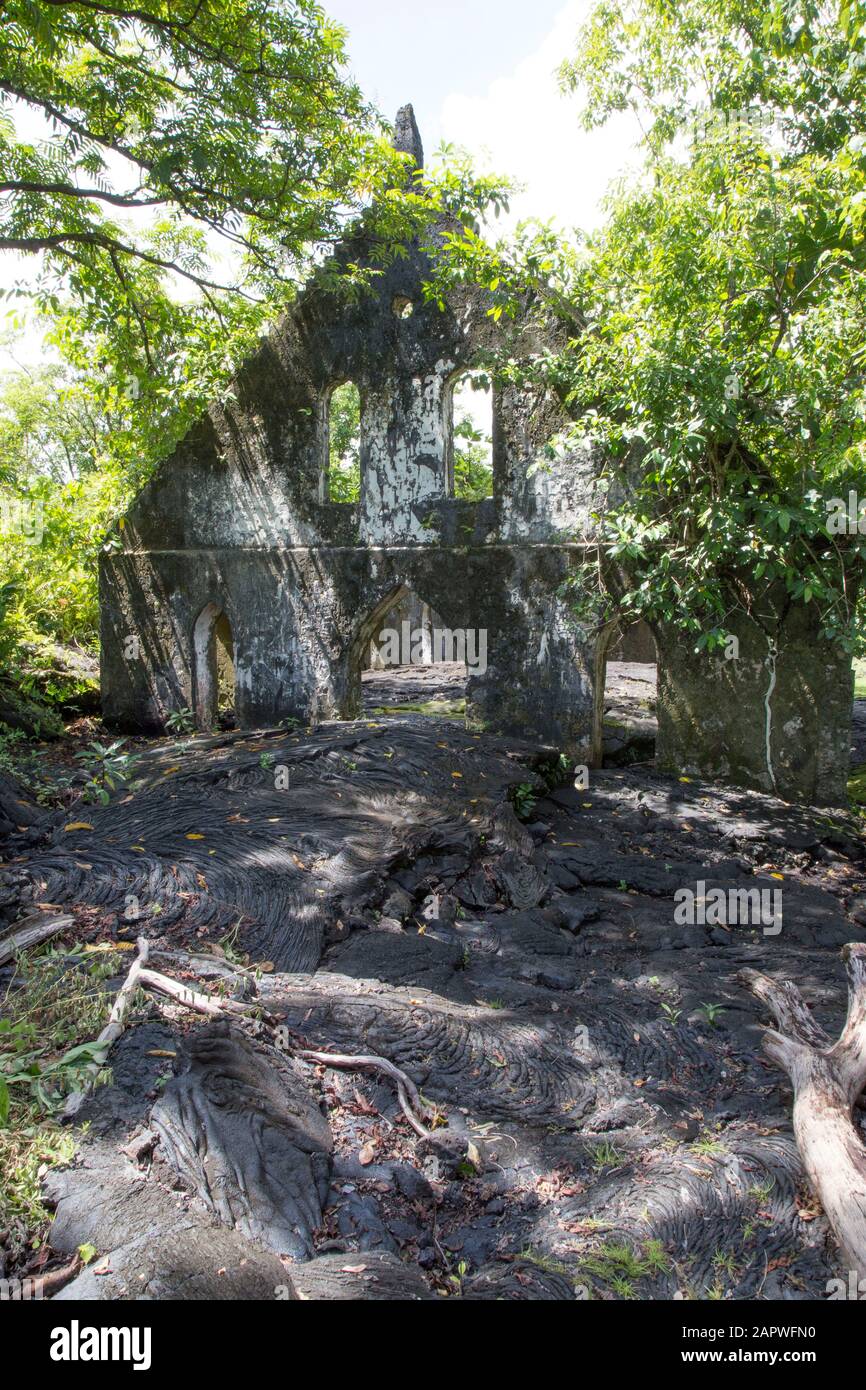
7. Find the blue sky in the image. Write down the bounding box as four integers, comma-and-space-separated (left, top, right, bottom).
1, 2, 642, 370
326, 0, 641, 231
325, 0, 571, 150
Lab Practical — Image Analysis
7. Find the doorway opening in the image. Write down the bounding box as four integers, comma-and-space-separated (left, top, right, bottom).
192, 603, 235, 731
359, 586, 468, 719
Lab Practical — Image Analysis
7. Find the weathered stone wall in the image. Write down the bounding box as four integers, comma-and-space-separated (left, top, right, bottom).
607, 621, 657, 664
100, 106, 857, 805
101, 542, 594, 755
101, 107, 603, 755
651, 587, 856, 806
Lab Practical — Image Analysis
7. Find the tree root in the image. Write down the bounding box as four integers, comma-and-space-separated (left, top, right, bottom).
62, 934, 151, 1120
298, 1048, 436, 1138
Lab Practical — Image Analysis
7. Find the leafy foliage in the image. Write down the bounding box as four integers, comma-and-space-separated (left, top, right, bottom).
432, 0, 866, 650
0, 6, 511, 691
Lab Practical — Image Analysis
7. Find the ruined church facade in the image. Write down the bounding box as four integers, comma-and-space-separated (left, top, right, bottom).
100, 107, 856, 805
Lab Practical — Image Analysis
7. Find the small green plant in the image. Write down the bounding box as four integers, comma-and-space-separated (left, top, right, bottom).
0, 946, 126, 1265
510, 782, 537, 820
259, 751, 275, 769
581, 1240, 671, 1296
590, 1139, 623, 1171
166, 707, 195, 734
218, 924, 248, 966
692, 1132, 725, 1157
660, 1002, 682, 1025
75, 739, 140, 804
748, 1177, 775, 1203
696, 1001, 726, 1027
712, 1248, 738, 1277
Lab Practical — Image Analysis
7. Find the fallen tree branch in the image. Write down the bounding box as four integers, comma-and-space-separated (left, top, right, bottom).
62, 949, 440, 1142
137, 965, 274, 1022
63, 935, 151, 1120
738, 944, 866, 1282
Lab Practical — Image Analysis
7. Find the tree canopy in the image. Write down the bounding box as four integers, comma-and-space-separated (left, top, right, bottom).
436, 0, 866, 651
0, 2, 510, 697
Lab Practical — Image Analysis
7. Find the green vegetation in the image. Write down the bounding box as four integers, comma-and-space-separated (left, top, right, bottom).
434, 0, 866, 655
371, 698, 466, 720
327, 383, 362, 503
0, 2, 510, 719
510, 782, 538, 821
580, 1239, 671, 1298
849, 762, 866, 812
0, 945, 128, 1264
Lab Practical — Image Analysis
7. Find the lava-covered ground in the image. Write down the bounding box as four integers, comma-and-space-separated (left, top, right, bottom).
2, 667, 866, 1301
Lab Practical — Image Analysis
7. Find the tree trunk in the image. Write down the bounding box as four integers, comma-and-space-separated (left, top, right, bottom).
738, 944, 866, 1282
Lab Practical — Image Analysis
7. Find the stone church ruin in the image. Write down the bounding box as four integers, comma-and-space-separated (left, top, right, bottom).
100, 106, 856, 806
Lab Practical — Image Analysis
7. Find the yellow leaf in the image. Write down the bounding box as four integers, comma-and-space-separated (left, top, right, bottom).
451, 771, 462, 778
186, 833, 205, 840
678, 776, 692, 783
770, 872, 784, 880
64, 822, 94, 832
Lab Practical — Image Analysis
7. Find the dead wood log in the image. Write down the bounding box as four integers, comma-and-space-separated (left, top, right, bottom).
0, 912, 74, 966
738, 943, 866, 1281
137, 965, 273, 1021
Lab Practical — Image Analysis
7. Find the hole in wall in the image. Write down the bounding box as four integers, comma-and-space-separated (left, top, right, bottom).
324, 382, 361, 502
598, 620, 658, 767
361, 586, 468, 719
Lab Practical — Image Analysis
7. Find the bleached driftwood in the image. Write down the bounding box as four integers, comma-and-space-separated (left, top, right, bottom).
739, 943, 866, 1281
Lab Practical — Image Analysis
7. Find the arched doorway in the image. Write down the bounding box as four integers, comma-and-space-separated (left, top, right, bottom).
354, 585, 469, 719
192, 602, 235, 731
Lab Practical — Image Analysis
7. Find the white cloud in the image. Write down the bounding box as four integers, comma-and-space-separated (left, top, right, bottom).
440, 0, 642, 236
